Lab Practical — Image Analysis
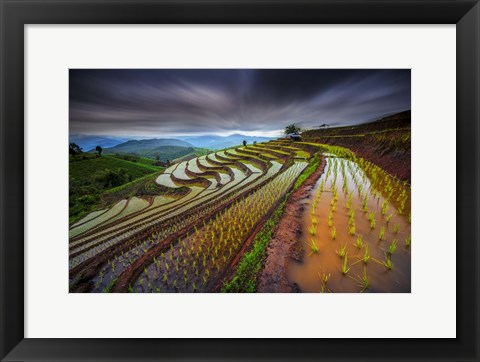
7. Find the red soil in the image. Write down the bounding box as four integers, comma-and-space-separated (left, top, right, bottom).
256, 157, 327, 293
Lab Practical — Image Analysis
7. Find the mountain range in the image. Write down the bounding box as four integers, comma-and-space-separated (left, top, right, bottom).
71, 134, 273, 153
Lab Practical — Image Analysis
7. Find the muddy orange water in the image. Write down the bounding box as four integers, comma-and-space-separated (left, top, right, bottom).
287, 155, 411, 293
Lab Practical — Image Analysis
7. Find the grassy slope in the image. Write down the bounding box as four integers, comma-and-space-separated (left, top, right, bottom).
69, 154, 163, 224
70, 155, 159, 179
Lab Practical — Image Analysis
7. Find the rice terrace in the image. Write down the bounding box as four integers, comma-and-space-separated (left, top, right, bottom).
69, 69, 411, 293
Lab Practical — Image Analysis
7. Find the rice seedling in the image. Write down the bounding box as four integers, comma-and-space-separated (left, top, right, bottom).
309, 224, 316, 236
308, 238, 319, 255
357, 267, 369, 292
380, 253, 393, 270
381, 199, 389, 215
370, 218, 376, 230
321, 273, 330, 284
355, 234, 364, 249
405, 235, 411, 247
311, 215, 318, 225
388, 239, 397, 255
393, 223, 400, 234
341, 253, 350, 275
386, 213, 393, 224
362, 198, 368, 212
336, 242, 347, 257
379, 226, 385, 241
331, 227, 337, 240
348, 224, 356, 235
363, 245, 370, 263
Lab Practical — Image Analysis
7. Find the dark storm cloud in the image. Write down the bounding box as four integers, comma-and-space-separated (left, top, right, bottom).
69, 69, 410, 136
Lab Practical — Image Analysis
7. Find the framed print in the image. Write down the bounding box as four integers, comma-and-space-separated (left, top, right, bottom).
1, 0, 479, 361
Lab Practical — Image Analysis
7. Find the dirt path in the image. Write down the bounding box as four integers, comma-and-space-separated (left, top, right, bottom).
256, 157, 326, 293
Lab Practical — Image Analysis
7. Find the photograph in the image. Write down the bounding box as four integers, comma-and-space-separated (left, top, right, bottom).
69, 69, 411, 293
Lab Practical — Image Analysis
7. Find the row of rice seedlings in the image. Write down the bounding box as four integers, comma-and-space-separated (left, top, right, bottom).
133, 162, 308, 292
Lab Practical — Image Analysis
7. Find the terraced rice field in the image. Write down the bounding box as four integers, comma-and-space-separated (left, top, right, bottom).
69, 142, 308, 292
287, 143, 411, 292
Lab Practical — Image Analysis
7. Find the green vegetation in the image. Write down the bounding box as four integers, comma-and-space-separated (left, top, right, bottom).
284, 123, 301, 135
294, 154, 322, 189
222, 153, 320, 292
341, 253, 350, 275
388, 239, 397, 255
308, 238, 319, 255
336, 242, 347, 257
355, 234, 364, 249
69, 153, 163, 224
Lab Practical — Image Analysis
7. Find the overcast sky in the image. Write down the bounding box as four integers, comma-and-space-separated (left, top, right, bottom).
69, 69, 410, 138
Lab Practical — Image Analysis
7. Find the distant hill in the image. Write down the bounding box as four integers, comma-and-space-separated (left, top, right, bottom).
69, 134, 131, 151
99, 138, 198, 162
99, 138, 193, 152
181, 134, 272, 150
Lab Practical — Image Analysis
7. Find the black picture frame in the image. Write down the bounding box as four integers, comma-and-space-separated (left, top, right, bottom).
1, 1, 478, 361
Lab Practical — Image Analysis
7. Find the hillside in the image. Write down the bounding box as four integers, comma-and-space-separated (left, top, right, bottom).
300, 110, 411, 181
69, 154, 163, 223
98, 138, 201, 162
102, 138, 192, 152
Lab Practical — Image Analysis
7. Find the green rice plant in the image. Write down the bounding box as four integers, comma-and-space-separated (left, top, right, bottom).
381, 199, 389, 215
358, 266, 369, 292
367, 212, 375, 222
328, 212, 333, 227
386, 213, 393, 224
348, 224, 356, 235
370, 218, 376, 230
408, 212, 411, 224
382, 253, 393, 270
355, 234, 364, 249
311, 215, 318, 225
341, 253, 350, 275
405, 235, 411, 247
308, 238, 319, 255
379, 226, 385, 241
309, 224, 316, 236
388, 239, 397, 255
331, 227, 337, 240
321, 273, 330, 284
336, 242, 347, 257
363, 245, 370, 263
393, 223, 400, 234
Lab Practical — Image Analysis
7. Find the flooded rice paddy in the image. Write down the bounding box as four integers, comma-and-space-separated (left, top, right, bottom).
287, 155, 411, 293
